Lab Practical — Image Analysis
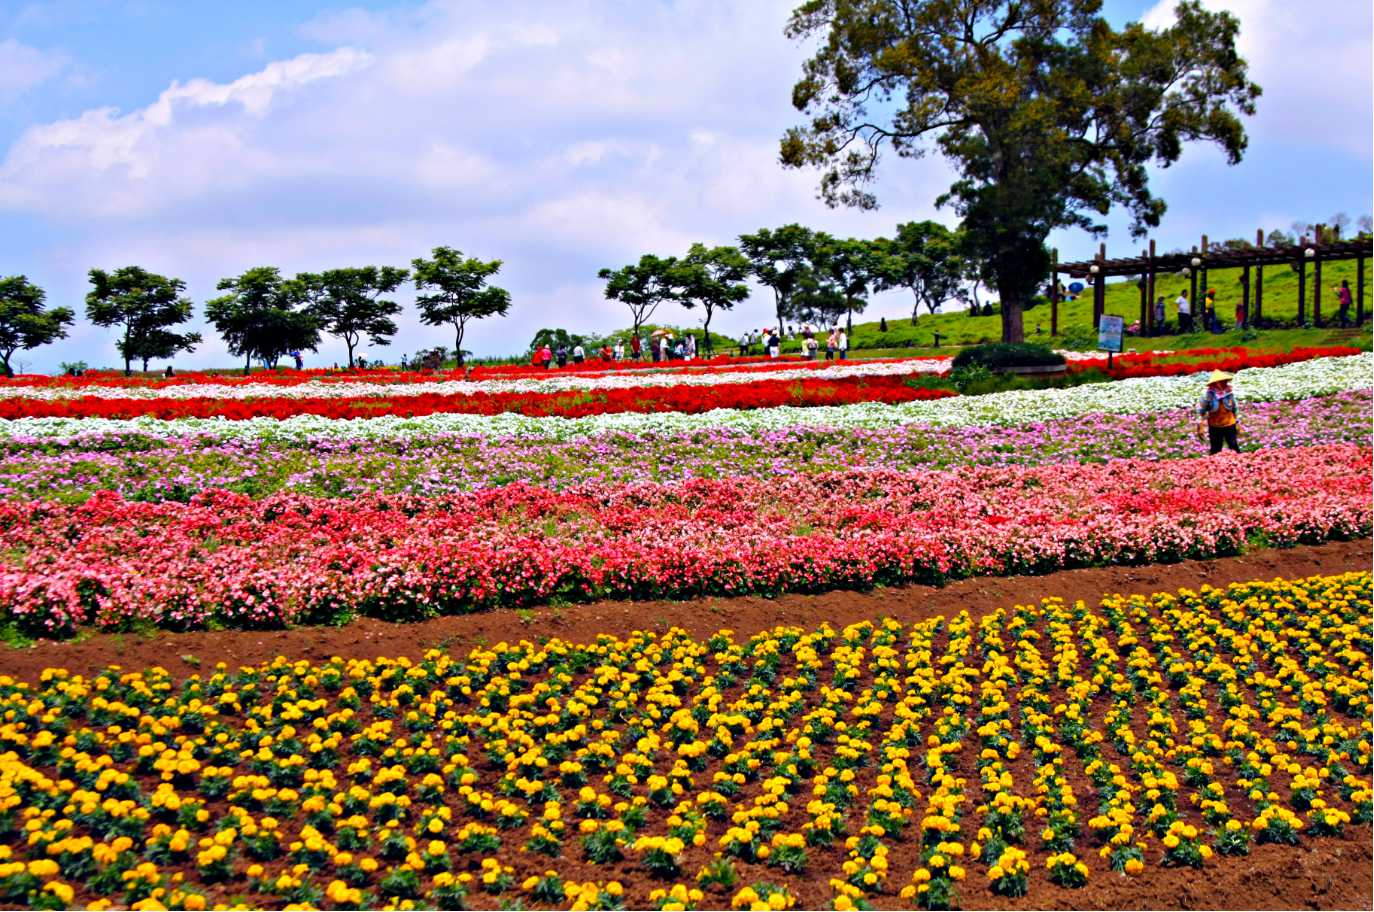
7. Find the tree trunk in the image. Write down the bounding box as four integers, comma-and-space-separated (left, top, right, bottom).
142, 357, 150, 373
454, 323, 465, 366
846, 301, 853, 335
910, 291, 920, 325
775, 291, 785, 339
998, 286, 1025, 343
346, 338, 356, 370
244, 352, 251, 376
1, 352, 11, 378
702, 307, 713, 354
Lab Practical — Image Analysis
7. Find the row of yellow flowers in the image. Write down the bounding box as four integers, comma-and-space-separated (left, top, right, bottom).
0, 573, 1367, 909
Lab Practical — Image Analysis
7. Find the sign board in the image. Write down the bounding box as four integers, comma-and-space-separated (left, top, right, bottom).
1097, 314, 1124, 353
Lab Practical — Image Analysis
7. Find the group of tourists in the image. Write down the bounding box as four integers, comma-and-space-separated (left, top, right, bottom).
738, 325, 848, 360
530, 331, 713, 369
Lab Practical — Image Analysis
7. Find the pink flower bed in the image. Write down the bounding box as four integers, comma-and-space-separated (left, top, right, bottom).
1, 444, 1366, 636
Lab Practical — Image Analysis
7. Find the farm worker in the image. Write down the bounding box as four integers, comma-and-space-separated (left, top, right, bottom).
1176, 290, 1192, 332
837, 328, 848, 359
1336, 279, 1353, 327
1197, 369, 1240, 454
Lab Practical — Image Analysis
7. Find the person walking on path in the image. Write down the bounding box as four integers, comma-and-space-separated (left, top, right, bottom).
631, 334, 642, 361
539, 344, 553, 369
1197, 369, 1240, 454
837, 327, 848, 359
1152, 297, 1165, 336
1176, 290, 1192, 332
1336, 279, 1353, 327
555, 344, 568, 369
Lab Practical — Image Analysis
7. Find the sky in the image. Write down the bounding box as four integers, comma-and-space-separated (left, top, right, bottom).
0, 0, 1370, 371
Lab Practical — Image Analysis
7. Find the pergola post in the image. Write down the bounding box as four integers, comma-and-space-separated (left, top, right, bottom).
1313, 227, 1323, 325
1146, 239, 1157, 335
1092, 243, 1106, 328
1189, 247, 1199, 330
1358, 253, 1366, 326
1254, 229, 1264, 324
1199, 234, 1209, 329
1297, 238, 1307, 325
1240, 264, 1250, 328
1050, 249, 1059, 336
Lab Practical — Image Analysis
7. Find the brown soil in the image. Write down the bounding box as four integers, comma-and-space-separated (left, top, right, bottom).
3, 539, 1368, 687
0, 539, 1370, 910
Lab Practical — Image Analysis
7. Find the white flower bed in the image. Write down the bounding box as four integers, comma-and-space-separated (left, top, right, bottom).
0, 358, 953, 400
2, 354, 1366, 442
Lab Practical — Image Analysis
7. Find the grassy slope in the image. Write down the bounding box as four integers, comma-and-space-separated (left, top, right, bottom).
836, 258, 1372, 356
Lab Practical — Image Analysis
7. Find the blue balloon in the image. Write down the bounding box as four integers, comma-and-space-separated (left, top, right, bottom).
1068, 281, 1085, 294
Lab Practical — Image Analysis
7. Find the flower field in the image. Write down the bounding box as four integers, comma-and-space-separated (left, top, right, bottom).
0, 573, 1368, 911
0, 345, 1370, 908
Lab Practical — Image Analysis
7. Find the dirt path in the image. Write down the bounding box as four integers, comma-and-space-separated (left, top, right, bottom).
3, 539, 1367, 683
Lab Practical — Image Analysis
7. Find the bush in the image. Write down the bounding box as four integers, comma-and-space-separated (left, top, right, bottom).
951, 342, 1066, 371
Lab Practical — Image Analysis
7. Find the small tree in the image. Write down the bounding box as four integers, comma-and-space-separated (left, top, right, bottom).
86, 266, 200, 374
671, 244, 751, 353
411, 247, 511, 364
816, 236, 884, 334
205, 267, 322, 373
530, 328, 586, 353
298, 266, 409, 369
780, 0, 1261, 343
597, 254, 679, 341
876, 222, 968, 324
0, 276, 73, 377
738, 225, 819, 338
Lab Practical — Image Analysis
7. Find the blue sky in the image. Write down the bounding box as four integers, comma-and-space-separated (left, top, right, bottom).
1, 0, 1370, 370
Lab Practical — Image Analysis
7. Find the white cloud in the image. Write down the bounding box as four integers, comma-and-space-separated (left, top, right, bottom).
1142, 0, 1371, 158
0, 38, 69, 98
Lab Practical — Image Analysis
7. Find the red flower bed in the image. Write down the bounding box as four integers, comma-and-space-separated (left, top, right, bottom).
1067, 346, 1362, 378
1, 444, 1365, 636
0, 373, 955, 420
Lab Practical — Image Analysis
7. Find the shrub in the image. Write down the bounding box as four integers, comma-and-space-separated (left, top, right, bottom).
952, 342, 1066, 371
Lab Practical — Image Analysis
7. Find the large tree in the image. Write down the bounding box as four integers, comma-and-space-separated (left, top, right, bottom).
411, 247, 510, 364
780, 0, 1260, 342
86, 266, 201, 374
0, 276, 73, 377
738, 224, 818, 338
298, 266, 409, 369
876, 222, 968, 324
597, 254, 679, 341
205, 267, 322, 373
670, 244, 751, 353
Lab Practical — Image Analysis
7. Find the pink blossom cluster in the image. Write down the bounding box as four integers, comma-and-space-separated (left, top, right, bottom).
1, 444, 1366, 636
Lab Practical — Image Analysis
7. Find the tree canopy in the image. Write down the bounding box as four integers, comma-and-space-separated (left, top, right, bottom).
875, 222, 969, 324
0, 276, 73, 377
597, 254, 680, 340
670, 244, 751, 352
411, 247, 510, 364
86, 266, 201, 374
205, 267, 322, 373
299, 266, 409, 369
780, 0, 1261, 342
738, 225, 820, 337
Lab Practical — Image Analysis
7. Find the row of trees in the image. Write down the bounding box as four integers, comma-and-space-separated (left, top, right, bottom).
598, 220, 972, 344
0, 247, 510, 376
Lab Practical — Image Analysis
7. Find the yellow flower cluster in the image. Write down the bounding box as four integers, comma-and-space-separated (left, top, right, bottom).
0, 574, 1365, 909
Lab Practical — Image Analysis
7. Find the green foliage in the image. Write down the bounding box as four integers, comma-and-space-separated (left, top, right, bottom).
86, 266, 200, 374
0, 275, 74, 377
298, 266, 409, 368
738, 224, 822, 336
781, 0, 1261, 343
952, 343, 1065, 370
597, 254, 679, 338
670, 243, 751, 348
411, 247, 510, 364
875, 221, 970, 323
205, 267, 322, 373
529, 328, 586, 353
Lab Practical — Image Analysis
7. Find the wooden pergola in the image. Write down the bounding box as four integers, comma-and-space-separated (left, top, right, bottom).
1048, 228, 1372, 335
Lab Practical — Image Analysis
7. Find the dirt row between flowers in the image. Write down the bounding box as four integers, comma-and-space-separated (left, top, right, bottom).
4, 539, 1368, 686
